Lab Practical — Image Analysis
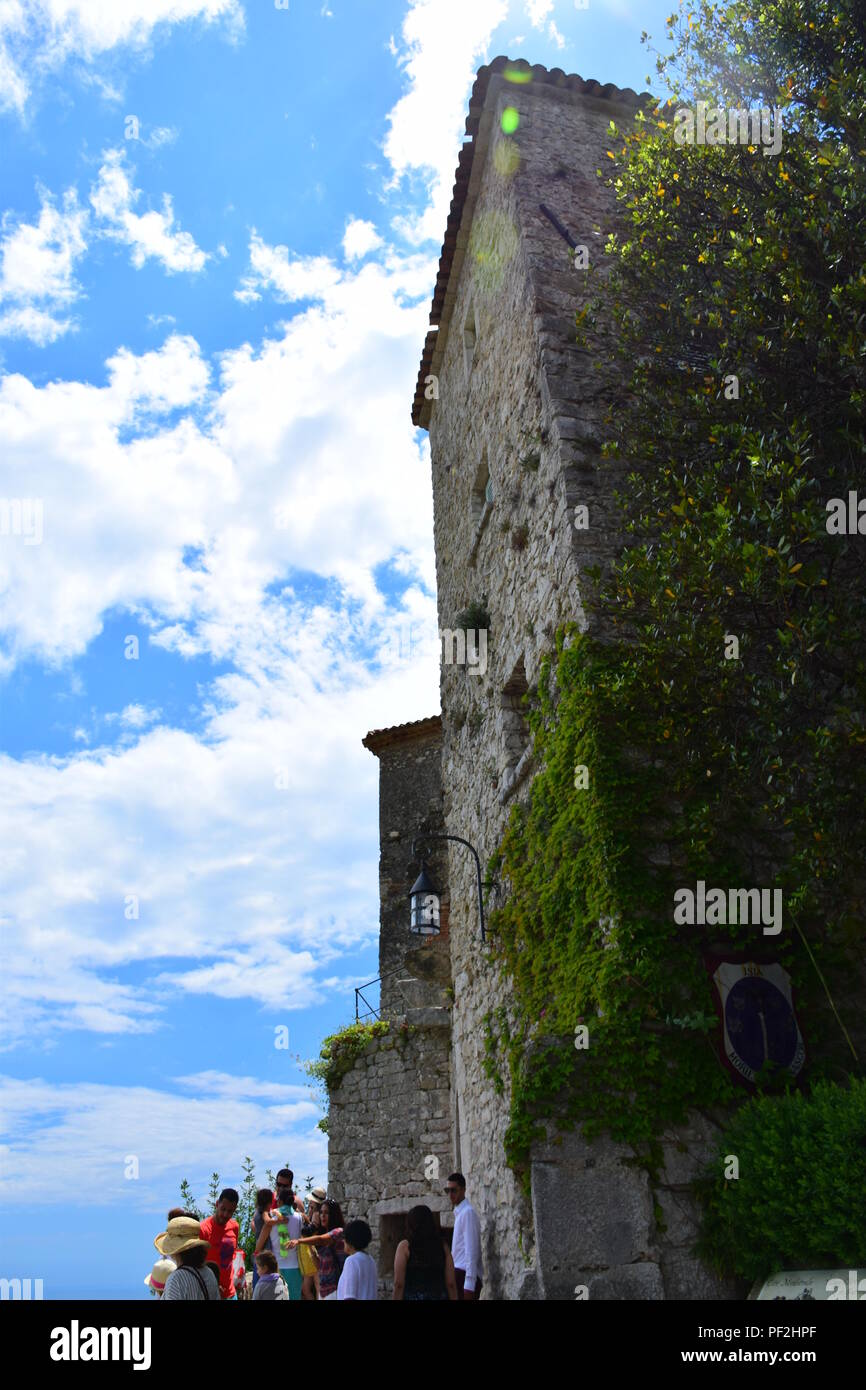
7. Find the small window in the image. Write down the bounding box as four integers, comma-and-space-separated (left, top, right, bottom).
463, 301, 478, 378
471, 453, 491, 527
500, 661, 530, 772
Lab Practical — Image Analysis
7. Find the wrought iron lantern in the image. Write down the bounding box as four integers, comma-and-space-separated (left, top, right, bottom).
408, 862, 441, 936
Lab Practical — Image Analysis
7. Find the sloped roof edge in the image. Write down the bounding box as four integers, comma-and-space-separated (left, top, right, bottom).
362, 714, 442, 755
410, 56, 652, 427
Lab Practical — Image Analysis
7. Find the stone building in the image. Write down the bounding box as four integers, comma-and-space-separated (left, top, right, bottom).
325, 717, 455, 1290
327, 56, 744, 1299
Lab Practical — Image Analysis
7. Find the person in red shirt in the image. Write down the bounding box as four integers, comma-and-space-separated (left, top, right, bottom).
199, 1189, 240, 1300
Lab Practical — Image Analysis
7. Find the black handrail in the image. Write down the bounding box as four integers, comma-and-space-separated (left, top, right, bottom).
354, 964, 414, 1022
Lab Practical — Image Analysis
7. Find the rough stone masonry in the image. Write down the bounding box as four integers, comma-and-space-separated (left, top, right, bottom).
326, 57, 742, 1300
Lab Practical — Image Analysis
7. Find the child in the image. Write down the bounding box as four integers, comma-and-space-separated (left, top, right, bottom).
300, 1201, 321, 1300
251, 1189, 273, 1292
256, 1184, 303, 1300
252, 1250, 289, 1300
336, 1220, 377, 1300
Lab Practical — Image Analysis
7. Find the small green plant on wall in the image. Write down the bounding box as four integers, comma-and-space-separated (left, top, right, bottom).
455, 596, 490, 632
306, 1020, 390, 1093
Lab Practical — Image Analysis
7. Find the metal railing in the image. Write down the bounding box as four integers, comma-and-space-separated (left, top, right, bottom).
354, 965, 416, 1022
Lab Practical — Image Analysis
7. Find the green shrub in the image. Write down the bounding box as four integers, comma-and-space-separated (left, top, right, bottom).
696, 1079, 866, 1281
306, 1020, 390, 1093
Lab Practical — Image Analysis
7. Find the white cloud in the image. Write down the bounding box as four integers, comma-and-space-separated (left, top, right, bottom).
106, 333, 211, 417
0, 235, 441, 1040
384, 0, 509, 245
0, 304, 69, 345
235, 233, 342, 305
342, 217, 383, 262
525, 0, 565, 46
0, 0, 244, 115
143, 125, 179, 150
0, 156, 209, 344
0, 0, 522, 1058
0, 189, 88, 344
90, 149, 209, 273
159, 944, 324, 1009
0, 624, 439, 1043
0, 1072, 326, 1207
107, 704, 163, 730
174, 1070, 314, 1104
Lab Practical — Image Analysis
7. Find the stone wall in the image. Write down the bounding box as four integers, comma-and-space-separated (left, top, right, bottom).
362, 718, 451, 1020
327, 718, 455, 1295
326, 1022, 452, 1294
341, 59, 861, 1300
423, 69, 739, 1299
529, 1114, 745, 1301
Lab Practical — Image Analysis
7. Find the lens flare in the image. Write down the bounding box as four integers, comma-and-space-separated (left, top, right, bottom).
493, 137, 521, 180
468, 210, 519, 296
501, 107, 520, 135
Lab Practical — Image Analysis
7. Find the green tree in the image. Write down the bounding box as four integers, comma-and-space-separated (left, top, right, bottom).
590, 0, 866, 967
236, 1156, 259, 1270
178, 1179, 204, 1221
488, 0, 865, 1187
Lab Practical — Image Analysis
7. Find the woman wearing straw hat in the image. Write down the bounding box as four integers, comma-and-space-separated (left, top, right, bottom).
154, 1218, 220, 1301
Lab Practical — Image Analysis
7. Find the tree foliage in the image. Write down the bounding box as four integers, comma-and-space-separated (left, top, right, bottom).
487, 0, 865, 1189
696, 1078, 866, 1279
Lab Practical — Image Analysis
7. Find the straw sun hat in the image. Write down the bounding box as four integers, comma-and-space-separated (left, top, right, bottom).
154, 1216, 209, 1258
145, 1257, 176, 1292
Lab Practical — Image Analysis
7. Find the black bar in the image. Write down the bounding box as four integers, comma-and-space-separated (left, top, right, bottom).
539, 202, 578, 250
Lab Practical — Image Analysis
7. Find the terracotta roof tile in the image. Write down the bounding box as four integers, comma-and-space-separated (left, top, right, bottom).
362, 714, 442, 754
411, 56, 652, 427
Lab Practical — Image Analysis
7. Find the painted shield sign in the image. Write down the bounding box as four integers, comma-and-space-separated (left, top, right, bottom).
707, 958, 805, 1085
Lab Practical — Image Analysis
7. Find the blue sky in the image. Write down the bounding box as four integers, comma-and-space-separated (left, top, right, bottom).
0, 0, 673, 1299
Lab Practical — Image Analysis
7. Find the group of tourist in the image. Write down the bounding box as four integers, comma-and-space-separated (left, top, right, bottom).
144, 1169, 483, 1300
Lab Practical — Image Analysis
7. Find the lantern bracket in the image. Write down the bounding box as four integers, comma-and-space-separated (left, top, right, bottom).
411, 833, 486, 943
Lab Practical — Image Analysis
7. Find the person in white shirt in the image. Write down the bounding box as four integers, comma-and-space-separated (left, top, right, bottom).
336, 1220, 378, 1300
446, 1173, 483, 1300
